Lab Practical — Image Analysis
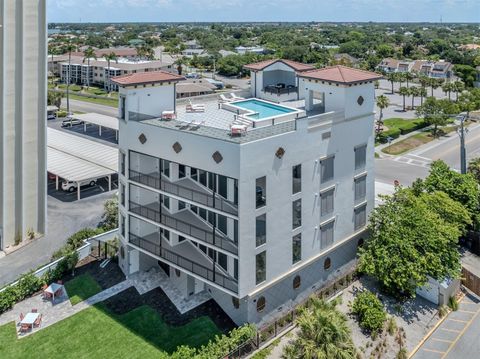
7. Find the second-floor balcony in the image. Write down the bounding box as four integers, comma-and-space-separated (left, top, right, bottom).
129, 200, 238, 255
129, 169, 238, 216
129, 232, 238, 294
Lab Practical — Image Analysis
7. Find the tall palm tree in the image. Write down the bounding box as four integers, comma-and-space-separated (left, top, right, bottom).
429, 77, 441, 97
376, 95, 389, 138
64, 41, 76, 118
82, 47, 97, 90
404, 71, 414, 88
442, 82, 453, 101
174, 57, 186, 76
283, 298, 356, 359
453, 81, 464, 102
386, 72, 397, 94
104, 52, 118, 93
138, 44, 154, 60
410, 86, 419, 109
397, 72, 406, 88
399, 86, 409, 111
418, 87, 428, 106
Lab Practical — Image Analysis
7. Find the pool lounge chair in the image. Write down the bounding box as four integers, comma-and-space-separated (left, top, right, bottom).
219, 94, 233, 103
230, 93, 245, 100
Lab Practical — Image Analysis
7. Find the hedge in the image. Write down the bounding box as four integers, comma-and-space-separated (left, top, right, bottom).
0, 252, 79, 315
51, 227, 104, 260
351, 290, 387, 335
377, 128, 401, 144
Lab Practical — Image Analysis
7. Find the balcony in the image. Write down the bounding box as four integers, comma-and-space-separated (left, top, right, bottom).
129, 200, 238, 255
129, 169, 238, 216
129, 232, 238, 293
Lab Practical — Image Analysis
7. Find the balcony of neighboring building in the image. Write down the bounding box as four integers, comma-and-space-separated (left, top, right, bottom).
128, 151, 238, 216
129, 183, 238, 256
128, 216, 238, 294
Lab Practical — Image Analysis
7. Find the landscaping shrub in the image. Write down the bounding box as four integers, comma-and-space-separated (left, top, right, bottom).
56, 110, 67, 118
377, 128, 401, 143
351, 290, 387, 335
52, 227, 104, 260
70, 84, 82, 92
448, 296, 459, 311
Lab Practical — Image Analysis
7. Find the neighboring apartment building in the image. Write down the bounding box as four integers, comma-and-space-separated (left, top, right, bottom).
0, 0, 47, 250
113, 63, 380, 325
59, 56, 175, 92
377, 58, 453, 79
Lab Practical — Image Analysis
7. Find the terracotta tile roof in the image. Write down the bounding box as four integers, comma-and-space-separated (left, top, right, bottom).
298, 65, 382, 84
244, 59, 315, 72
111, 71, 185, 86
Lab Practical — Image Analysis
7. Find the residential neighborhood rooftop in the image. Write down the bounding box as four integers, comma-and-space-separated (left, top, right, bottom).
111, 71, 185, 86
298, 65, 383, 84
244, 59, 315, 72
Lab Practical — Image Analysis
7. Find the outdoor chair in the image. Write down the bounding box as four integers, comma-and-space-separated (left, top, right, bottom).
55, 288, 64, 297
230, 92, 245, 100
19, 324, 30, 334
34, 314, 42, 328
31, 309, 38, 313
18, 313, 24, 325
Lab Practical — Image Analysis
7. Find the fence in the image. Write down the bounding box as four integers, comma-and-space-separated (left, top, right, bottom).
462, 266, 480, 297
0, 229, 118, 293
224, 265, 359, 359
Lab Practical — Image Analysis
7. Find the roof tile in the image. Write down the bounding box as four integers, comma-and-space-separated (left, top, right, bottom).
111, 71, 185, 86
298, 65, 382, 84
244, 59, 315, 72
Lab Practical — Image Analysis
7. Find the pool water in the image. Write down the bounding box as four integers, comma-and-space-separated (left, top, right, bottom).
232, 99, 295, 120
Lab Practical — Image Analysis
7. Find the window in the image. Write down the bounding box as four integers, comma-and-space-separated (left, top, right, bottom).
292, 164, 301, 194
232, 296, 240, 309
178, 164, 186, 178
218, 252, 228, 271
178, 201, 186, 210
120, 246, 125, 259
324, 257, 332, 270
120, 183, 125, 207
256, 296, 266, 312
292, 199, 302, 229
292, 233, 302, 264
161, 159, 170, 177
120, 214, 125, 237
120, 96, 126, 120
256, 214, 266, 247
218, 175, 228, 199
355, 144, 367, 170
320, 188, 334, 217
256, 177, 266, 208
190, 167, 198, 180
354, 175, 367, 202
354, 204, 367, 230
120, 152, 126, 176
256, 251, 266, 284
320, 221, 334, 249
293, 275, 301, 289
320, 156, 335, 183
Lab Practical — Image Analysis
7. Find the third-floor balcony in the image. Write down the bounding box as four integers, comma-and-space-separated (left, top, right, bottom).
129, 169, 238, 216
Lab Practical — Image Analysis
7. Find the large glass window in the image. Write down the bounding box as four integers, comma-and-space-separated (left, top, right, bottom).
218, 252, 228, 271
354, 204, 367, 230
161, 159, 170, 177
292, 164, 301, 194
120, 183, 125, 207
320, 188, 334, 217
354, 175, 367, 202
256, 177, 266, 208
320, 221, 334, 248
218, 175, 228, 199
120, 152, 126, 176
355, 144, 367, 170
256, 214, 266, 247
320, 156, 335, 183
256, 251, 266, 284
178, 164, 186, 178
292, 199, 302, 229
292, 233, 302, 264
120, 214, 125, 237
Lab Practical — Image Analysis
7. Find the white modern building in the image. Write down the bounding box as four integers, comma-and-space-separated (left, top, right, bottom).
0, 0, 47, 250
113, 62, 381, 325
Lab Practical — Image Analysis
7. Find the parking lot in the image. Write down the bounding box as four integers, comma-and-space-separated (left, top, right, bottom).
48, 117, 118, 146
48, 175, 118, 202
412, 290, 480, 359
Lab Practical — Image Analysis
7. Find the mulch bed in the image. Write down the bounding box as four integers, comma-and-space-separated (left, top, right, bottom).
62, 256, 126, 290
103, 286, 236, 334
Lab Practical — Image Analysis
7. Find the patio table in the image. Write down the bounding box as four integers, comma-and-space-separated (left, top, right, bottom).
44, 283, 64, 301
20, 312, 39, 329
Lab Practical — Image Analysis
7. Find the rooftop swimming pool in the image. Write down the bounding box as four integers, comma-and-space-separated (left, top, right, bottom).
230, 99, 297, 121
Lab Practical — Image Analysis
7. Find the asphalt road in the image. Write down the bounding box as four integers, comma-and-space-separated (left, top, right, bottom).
62, 98, 117, 117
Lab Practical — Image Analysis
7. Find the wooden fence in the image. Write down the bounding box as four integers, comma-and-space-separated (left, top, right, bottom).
462, 266, 480, 296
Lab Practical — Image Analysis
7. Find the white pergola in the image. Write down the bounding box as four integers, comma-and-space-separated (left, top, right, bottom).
47, 128, 118, 200
72, 113, 119, 140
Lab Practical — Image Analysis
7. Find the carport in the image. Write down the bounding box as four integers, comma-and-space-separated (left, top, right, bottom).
48, 128, 118, 200
72, 113, 119, 141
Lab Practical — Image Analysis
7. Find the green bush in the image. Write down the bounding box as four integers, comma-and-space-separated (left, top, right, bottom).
448, 296, 459, 311
70, 84, 82, 92
52, 227, 104, 260
377, 128, 401, 144
383, 118, 427, 136
57, 110, 68, 118
351, 290, 387, 335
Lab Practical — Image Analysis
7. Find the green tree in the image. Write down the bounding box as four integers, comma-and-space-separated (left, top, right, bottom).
442, 82, 454, 101
416, 97, 456, 137
467, 157, 480, 184
375, 95, 389, 138
47, 91, 62, 108
174, 57, 186, 76
399, 86, 409, 111
358, 188, 461, 297
283, 298, 357, 359
101, 196, 118, 230
453, 65, 476, 87
453, 81, 465, 102
104, 52, 118, 93
404, 71, 414, 88
386, 72, 398, 94
82, 47, 97, 89
429, 77, 442, 97
351, 290, 387, 335
410, 86, 420, 109
418, 86, 428, 106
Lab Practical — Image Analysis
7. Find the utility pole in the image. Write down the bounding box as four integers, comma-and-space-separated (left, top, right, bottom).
456, 114, 468, 174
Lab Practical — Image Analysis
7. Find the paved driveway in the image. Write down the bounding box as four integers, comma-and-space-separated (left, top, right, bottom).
412, 291, 480, 359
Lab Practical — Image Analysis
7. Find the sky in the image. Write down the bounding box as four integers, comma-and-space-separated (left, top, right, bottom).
48, 0, 480, 23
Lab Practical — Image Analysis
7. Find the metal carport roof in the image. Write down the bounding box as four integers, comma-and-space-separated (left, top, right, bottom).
72, 113, 119, 131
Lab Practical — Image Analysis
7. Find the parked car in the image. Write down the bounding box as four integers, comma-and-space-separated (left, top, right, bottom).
61, 119, 84, 127
47, 113, 56, 120
61, 179, 97, 192
185, 72, 200, 79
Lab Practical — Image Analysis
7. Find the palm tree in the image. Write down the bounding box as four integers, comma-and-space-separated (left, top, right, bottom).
410, 86, 419, 109
397, 72, 406, 88
104, 52, 118, 93
418, 87, 427, 106
386, 72, 397, 94
64, 41, 76, 118
283, 298, 356, 359
453, 81, 464, 102
82, 47, 97, 90
137, 44, 154, 60
429, 77, 441, 97
399, 86, 409, 111
376, 95, 389, 138
404, 72, 414, 88
174, 57, 186, 76
442, 82, 453, 101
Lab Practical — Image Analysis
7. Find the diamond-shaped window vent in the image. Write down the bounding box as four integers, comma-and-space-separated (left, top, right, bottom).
172, 142, 182, 153
275, 147, 285, 159
138, 133, 147, 144
212, 151, 223, 164
357, 96, 364, 106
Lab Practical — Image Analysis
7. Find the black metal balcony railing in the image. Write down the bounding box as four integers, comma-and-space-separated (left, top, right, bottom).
129, 200, 238, 255
129, 233, 238, 293
263, 85, 298, 95
129, 169, 238, 216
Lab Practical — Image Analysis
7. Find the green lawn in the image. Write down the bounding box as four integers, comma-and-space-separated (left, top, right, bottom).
383, 118, 426, 134
69, 94, 118, 108
64, 274, 102, 305
0, 304, 221, 358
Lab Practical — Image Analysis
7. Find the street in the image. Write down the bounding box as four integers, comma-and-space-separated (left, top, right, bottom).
62, 98, 117, 117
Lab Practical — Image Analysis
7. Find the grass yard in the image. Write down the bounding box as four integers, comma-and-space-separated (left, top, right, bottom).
0, 304, 221, 359
65, 273, 102, 305
382, 132, 434, 155
383, 117, 426, 134
69, 93, 118, 107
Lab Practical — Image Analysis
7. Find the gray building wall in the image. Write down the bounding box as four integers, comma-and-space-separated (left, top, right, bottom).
0, 1, 47, 250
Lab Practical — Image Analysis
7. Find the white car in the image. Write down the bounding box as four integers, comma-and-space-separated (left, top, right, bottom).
61, 179, 97, 192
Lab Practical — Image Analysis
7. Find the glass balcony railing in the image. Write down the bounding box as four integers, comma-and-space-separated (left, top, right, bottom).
129, 200, 238, 255
129, 233, 238, 293
129, 169, 238, 216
